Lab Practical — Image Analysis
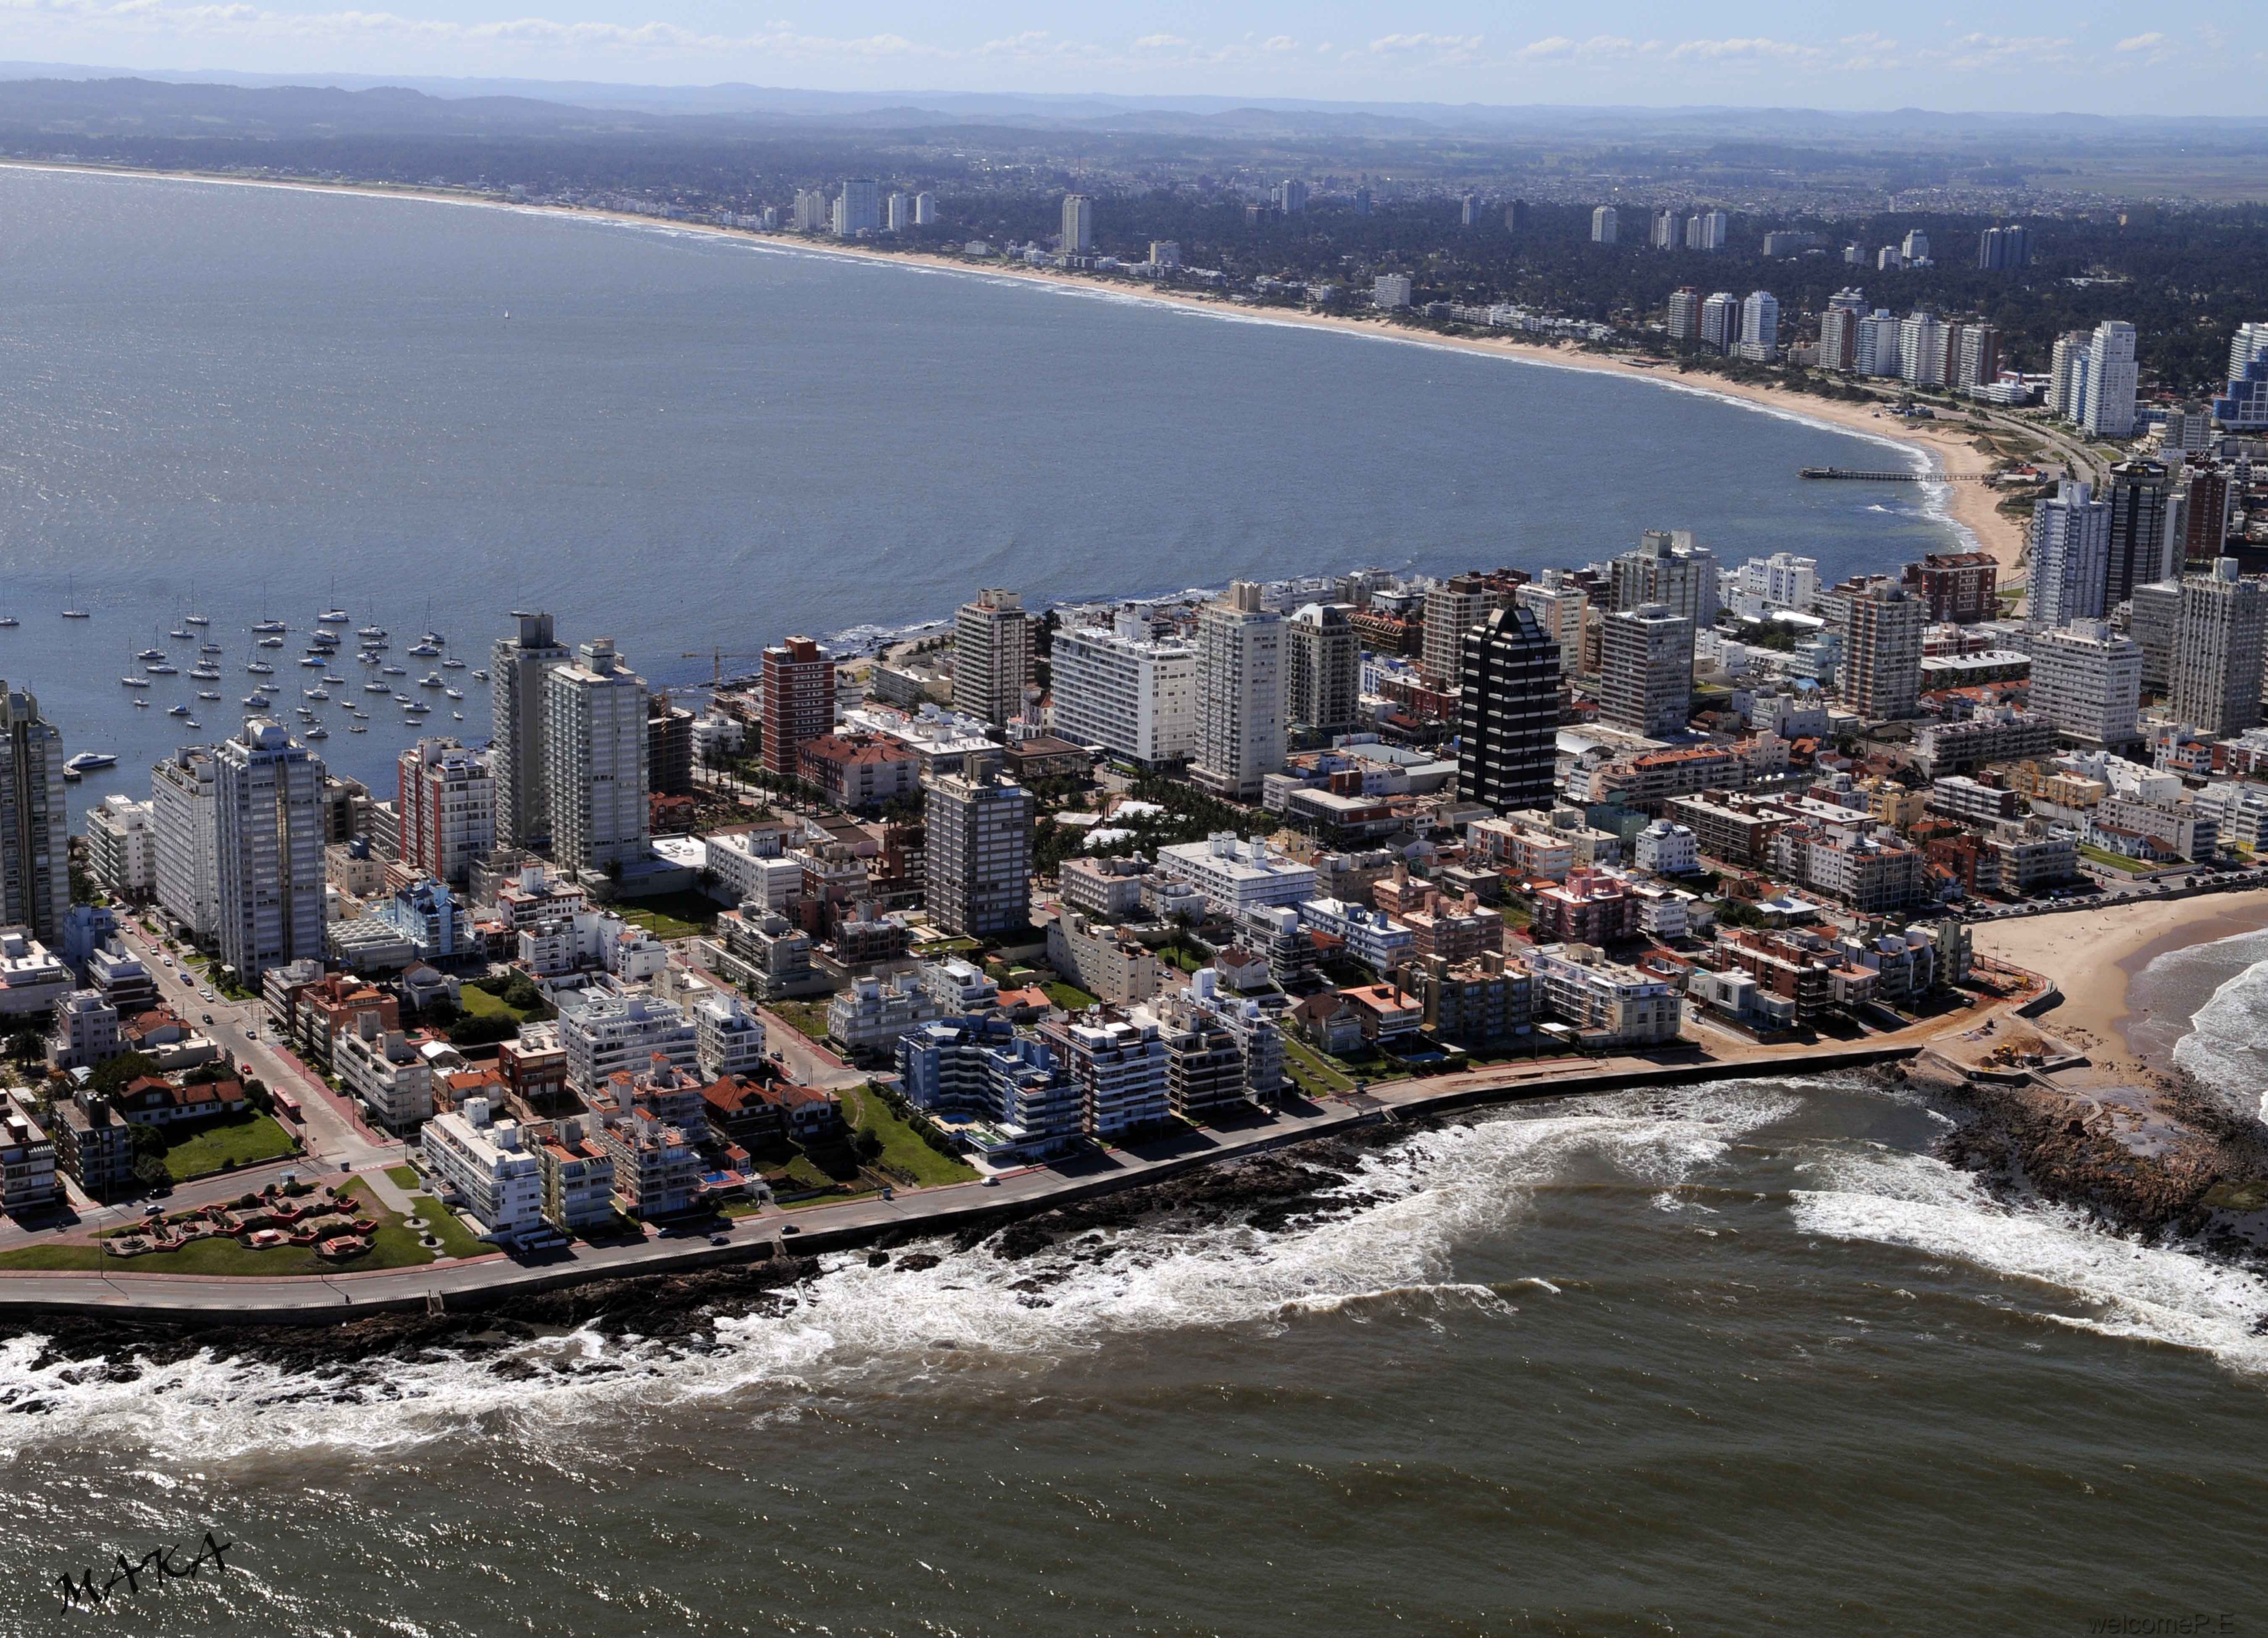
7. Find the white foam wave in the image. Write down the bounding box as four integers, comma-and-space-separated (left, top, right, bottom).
2171, 953, 2268, 1118
1791, 1146, 2268, 1376
0, 1082, 1799, 1462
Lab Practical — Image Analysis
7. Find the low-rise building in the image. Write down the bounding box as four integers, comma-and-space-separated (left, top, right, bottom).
1155, 833, 1317, 914
1396, 949, 1535, 1050
1046, 911, 1166, 1005
535, 1115, 617, 1232
1529, 869, 1640, 946
896, 1015, 1084, 1161
828, 972, 946, 1063
1039, 1011, 1171, 1138
0, 930, 71, 1021
0, 1092, 58, 1213
1058, 855, 1154, 920
334, 1013, 437, 1134
689, 989, 767, 1081
52, 1088, 134, 1200
594, 1106, 704, 1219
1296, 896, 1417, 974
1529, 943, 1683, 1047
47, 989, 125, 1073
1634, 821, 1699, 876
553, 985, 699, 1096
423, 1095, 545, 1239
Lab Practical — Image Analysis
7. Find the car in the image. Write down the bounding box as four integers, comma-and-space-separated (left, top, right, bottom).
780, 1223, 801, 1234
200, 990, 215, 1001
982, 1176, 1001, 1187
709, 1234, 730, 1246
201, 1013, 213, 1024
244, 1028, 257, 1040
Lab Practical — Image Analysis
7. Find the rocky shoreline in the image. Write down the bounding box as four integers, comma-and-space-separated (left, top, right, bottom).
0, 1122, 1418, 1380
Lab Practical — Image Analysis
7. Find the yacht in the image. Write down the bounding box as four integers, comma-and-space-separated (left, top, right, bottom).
318, 608, 349, 625
471, 669, 488, 682
0, 615, 16, 629
420, 626, 445, 646
349, 724, 368, 734
144, 662, 178, 675
62, 609, 90, 620
364, 680, 391, 693
253, 618, 287, 634
168, 624, 192, 641
325, 674, 346, 685
304, 688, 330, 701
358, 651, 381, 666
382, 664, 406, 676
62, 580, 89, 620
357, 625, 387, 640
247, 661, 274, 675
294, 707, 315, 721
420, 672, 444, 689
167, 704, 190, 717
407, 641, 441, 658
441, 657, 466, 670
200, 642, 224, 654
242, 694, 268, 708
132, 697, 149, 707
197, 690, 220, 702
120, 675, 151, 689
304, 725, 329, 739
183, 612, 209, 627
189, 663, 220, 679
444, 688, 464, 701
183, 717, 200, 730
65, 752, 118, 773
135, 646, 166, 663
257, 636, 284, 649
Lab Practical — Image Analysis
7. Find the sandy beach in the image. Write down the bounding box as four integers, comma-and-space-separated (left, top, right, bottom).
5, 158, 2026, 578
1972, 891, 2268, 1074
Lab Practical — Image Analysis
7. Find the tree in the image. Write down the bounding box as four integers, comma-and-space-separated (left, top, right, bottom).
128, 1120, 168, 1158
448, 1013, 519, 1049
92, 1052, 160, 1097
5, 1030, 44, 1067
854, 1128, 884, 1162
133, 1154, 169, 1187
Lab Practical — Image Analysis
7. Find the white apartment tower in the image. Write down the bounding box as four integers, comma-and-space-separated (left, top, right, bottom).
151, 745, 220, 942
1600, 604, 1694, 738
925, 754, 1033, 937
1612, 529, 1719, 626
1423, 572, 1512, 689
85, 794, 157, 901
0, 682, 66, 943
1515, 575, 1588, 675
2029, 621, 2143, 749
834, 178, 880, 236
214, 719, 326, 980
2080, 320, 2139, 440
543, 639, 650, 874
493, 611, 570, 850
1061, 193, 1094, 255
913, 192, 937, 225
2170, 559, 2268, 737
2029, 480, 2113, 628
1049, 611, 1197, 766
1192, 581, 1286, 802
953, 588, 1034, 728
1591, 205, 1618, 244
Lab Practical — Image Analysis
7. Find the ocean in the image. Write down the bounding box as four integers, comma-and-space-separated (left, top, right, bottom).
0, 163, 1958, 824
5, 163, 2263, 1635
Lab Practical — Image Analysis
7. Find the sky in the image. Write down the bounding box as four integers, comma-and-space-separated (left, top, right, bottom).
2, 1, 2263, 115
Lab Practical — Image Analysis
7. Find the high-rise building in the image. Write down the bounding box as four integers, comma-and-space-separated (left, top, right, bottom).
1372, 273, 1413, 310
1149, 239, 1182, 270
0, 682, 66, 943
2103, 460, 2179, 609
1460, 194, 1481, 228
1686, 210, 1728, 250
492, 611, 570, 850
1191, 581, 1286, 802
213, 719, 326, 981
913, 192, 937, 225
2029, 480, 2112, 628
1977, 224, 2031, 270
833, 178, 880, 236
1279, 178, 1308, 214
1901, 228, 1932, 264
2213, 356, 2268, 435
545, 640, 648, 875
1285, 604, 1360, 740
1699, 291, 1738, 351
2030, 621, 2142, 749
953, 588, 1034, 727
1611, 529, 1719, 626
1050, 612, 1197, 767
925, 754, 1032, 938
1651, 208, 1680, 249
2129, 580, 2183, 693
1591, 205, 1618, 244
151, 745, 219, 942
1505, 200, 1531, 231
1898, 310, 1945, 386
84, 794, 156, 902
1514, 574, 1588, 675
2226, 322, 2268, 383
396, 738, 494, 887
1666, 287, 1701, 340
2079, 320, 2139, 440
1952, 323, 2002, 390
2171, 559, 2268, 736
1457, 606, 1562, 811
1901, 553, 1999, 624
2049, 329, 2093, 420
761, 636, 835, 779
1856, 309, 1904, 378
2183, 467, 2234, 562
1818, 289, 1867, 370
1735, 290, 1780, 359
792, 189, 830, 232
647, 697, 695, 796
884, 192, 911, 232
1422, 572, 1520, 689
1599, 605, 1693, 738
1061, 193, 1094, 255
1840, 583, 1924, 722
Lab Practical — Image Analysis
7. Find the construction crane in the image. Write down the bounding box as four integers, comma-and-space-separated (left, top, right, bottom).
682, 649, 763, 689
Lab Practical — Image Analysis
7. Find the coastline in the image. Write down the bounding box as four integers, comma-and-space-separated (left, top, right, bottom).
1971, 890, 2268, 1076
0, 158, 2019, 577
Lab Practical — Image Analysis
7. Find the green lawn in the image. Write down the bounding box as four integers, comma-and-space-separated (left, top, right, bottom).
407, 1194, 490, 1260
160, 1113, 300, 1182
1160, 945, 1208, 974
0, 1181, 433, 1276
769, 999, 833, 1044
839, 1084, 976, 1189
457, 984, 523, 1022
614, 890, 722, 940
1041, 979, 1101, 1012
1281, 1036, 1357, 1097
384, 1163, 422, 1189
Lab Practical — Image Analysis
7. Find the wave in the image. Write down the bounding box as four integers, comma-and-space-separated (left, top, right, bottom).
1790, 1145, 2268, 1377
2170, 947, 2268, 1120
0, 1082, 1800, 1464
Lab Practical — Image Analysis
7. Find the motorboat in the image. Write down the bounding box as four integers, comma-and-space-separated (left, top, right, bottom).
136, 646, 166, 662
183, 612, 209, 626
304, 688, 329, 701
197, 690, 219, 701
325, 674, 346, 685
65, 752, 118, 773
300, 656, 326, 668
382, 664, 406, 676
0, 616, 16, 628
242, 695, 268, 707
132, 697, 148, 707
358, 651, 381, 665
247, 661, 274, 675
407, 641, 440, 658
420, 672, 444, 688
442, 657, 466, 669
444, 688, 464, 701
167, 704, 190, 717
365, 680, 390, 693
168, 625, 191, 640
451, 711, 464, 721
258, 636, 285, 649
253, 619, 287, 634
391, 692, 410, 704
189, 664, 220, 680
183, 718, 200, 730
358, 625, 386, 640
121, 675, 150, 688
349, 724, 368, 733
304, 725, 329, 739
144, 662, 178, 675
200, 643, 223, 654
471, 669, 488, 682
350, 707, 368, 718
62, 609, 90, 620
318, 609, 349, 624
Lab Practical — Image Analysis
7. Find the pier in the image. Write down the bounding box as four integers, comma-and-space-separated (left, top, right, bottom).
1799, 466, 1990, 482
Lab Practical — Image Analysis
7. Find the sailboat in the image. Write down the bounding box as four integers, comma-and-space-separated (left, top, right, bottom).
183, 580, 209, 625
61, 576, 89, 619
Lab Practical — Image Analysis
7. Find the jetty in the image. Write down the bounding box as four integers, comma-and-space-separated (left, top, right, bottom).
1799, 466, 1991, 482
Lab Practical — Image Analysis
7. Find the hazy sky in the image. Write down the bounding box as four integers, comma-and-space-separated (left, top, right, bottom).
6, 1, 2263, 113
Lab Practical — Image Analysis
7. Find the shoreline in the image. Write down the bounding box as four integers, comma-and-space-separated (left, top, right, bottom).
0, 158, 2017, 577
1971, 890, 2268, 1077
